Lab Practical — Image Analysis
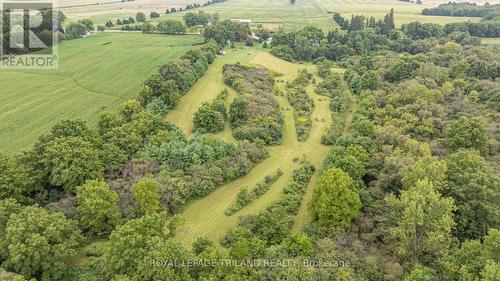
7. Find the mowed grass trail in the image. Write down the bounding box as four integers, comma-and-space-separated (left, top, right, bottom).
173, 50, 332, 246
0, 33, 202, 154
317, 0, 481, 26
166, 47, 259, 136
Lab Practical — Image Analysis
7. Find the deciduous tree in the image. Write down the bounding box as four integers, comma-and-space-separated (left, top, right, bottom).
310, 168, 361, 229
76, 180, 121, 236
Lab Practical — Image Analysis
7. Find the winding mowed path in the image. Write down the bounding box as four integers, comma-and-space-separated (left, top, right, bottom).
168, 49, 332, 246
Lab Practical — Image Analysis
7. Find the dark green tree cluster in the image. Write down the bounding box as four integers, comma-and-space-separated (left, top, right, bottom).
183, 11, 210, 27
402, 21, 445, 40
139, 41, 218, 114
203, 20, 251, 45
332, 9, 395, 35
65, 18, 94, 39
422, 2, 500, 19
115, 16, 136, 25
193, 89, 228, 133
0, 200, 82, 281
135, 12, 146, 22
157, 20, 186, 34
144, 133, 268, 200
224, 64, 284, 145
444, 21, 500, 38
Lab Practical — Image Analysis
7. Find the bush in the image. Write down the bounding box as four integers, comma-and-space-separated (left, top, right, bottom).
193, 89, 228, 133
224, 64, 284, 145
286, 70, 314, 141
157, 20, 186, 34
225, 169, 283, 215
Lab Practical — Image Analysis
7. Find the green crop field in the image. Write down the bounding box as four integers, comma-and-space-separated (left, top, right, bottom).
159, 0, 336, 31
57, 0, 119, 8
167, 49, 333, 246
0, 33, 202, 154
317, 0, 481, 26
62, 0, 202, 24
62, 0, 484, 31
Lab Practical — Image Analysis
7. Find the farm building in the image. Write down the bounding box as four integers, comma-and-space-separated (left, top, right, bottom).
230, 19, 252, 24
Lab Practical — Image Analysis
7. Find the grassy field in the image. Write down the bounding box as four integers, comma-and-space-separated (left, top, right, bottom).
64, 0, 484, 30
170, 49, 333, 246
62, 0, 202, 23
159, 0, 336, 31
57, 0, 119, 8
0, 33, 202, 154
482, 38, 500, 45
317, 0, 481, 27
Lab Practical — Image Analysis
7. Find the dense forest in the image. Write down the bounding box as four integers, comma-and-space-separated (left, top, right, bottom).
1, 7, 500, 281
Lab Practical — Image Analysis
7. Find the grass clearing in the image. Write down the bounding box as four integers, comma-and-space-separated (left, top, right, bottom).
166, 47, 259, 136
0, 33, 202, 154
173, 50, 332, 246
482, 38, 500, 45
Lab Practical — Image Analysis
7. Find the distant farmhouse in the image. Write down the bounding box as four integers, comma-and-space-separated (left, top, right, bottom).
230, 19, 252, 24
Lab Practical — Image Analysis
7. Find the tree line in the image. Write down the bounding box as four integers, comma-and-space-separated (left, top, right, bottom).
422, 2, 500, 20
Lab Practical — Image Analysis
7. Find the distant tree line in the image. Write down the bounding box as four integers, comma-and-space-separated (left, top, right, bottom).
332, 9, 395, 34
184, 11, 219, 27
422, 2, 500, 20
203, 19, 251, 45
444, 21, 500, 37
165, 0, 226, 15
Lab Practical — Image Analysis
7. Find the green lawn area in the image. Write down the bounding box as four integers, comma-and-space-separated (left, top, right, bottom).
0, 32, 202, 154
169, 48, 333, 246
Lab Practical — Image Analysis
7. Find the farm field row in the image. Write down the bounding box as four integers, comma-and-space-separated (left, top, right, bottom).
158, 0, 336, 31
316, 0, 482, 26
0, 33, 202, 154
64, 0, 482, 31
169, 49, 332, 246
61, 0, 198, 22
